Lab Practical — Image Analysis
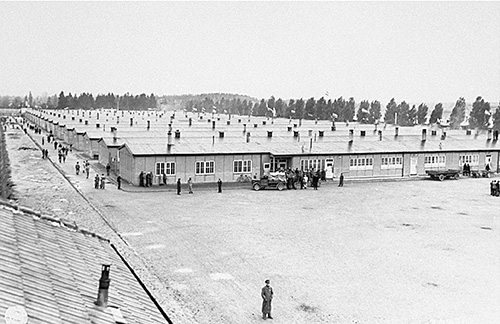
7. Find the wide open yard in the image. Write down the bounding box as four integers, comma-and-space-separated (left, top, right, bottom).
84, 177, 500, 324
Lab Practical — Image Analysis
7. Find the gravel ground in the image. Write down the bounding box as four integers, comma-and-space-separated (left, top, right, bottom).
7, 125, 500, 324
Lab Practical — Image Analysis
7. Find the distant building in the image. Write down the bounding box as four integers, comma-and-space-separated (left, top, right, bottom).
24, 108, 500, 186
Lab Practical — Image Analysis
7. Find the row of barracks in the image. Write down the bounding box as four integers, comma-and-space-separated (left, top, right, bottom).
23, 108, 500, 186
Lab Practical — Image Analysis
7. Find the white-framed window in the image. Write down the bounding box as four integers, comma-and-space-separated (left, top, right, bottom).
233, 160, 252, 173
155, 162, 176, 175
300, 159, 326, 171
349, 157, 373, 170
424, 155, 446, 168
459, 154, 479, 166
381, 156, 403, 169
195, 161, 214, 175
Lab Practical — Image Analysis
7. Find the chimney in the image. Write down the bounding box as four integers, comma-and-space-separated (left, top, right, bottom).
349, 129, 354, 142
378, 130, 382, 141
116, 116, 119, 124
212, 121, 216, 129
493, 130, 499, 141
71, 117, 75, 121
395, 127, 399, 137
487, 129, 492, 140
189, 118, 192, 126
421, 129, 427, 141
103, 124, 105, 131
299, 119, 302, 127
254, 123, 258, 128
96, 123, 100, 128
262, 120, 266, 125
63, 115, 66, 119
175, 130, 181, 138
441, 130, 447, 140
219, 131, 224, 138
308, 130, 312, 136
85, 120, 88, 125
95, 264, 111, 308
111, 127, 117, 142
243, 124, 247, 133
267, 131, 273, 138
227, 120, 230, 125
167, 124, 172, 148
246, 132, 251, 143
147, 120, 150, 130
331, 124, 336, 131
97, 113, 99, 120
130, 118, 133, 126
238, 119, 241, 123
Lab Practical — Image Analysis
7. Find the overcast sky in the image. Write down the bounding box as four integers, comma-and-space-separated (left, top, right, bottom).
1, 1, 499, 105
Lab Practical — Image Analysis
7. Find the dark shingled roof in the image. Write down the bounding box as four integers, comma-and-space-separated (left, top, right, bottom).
0, 202, 167, 324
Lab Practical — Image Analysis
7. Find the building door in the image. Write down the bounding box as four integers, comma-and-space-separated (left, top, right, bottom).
410, 155, 418, 175
325, 158, 334, 179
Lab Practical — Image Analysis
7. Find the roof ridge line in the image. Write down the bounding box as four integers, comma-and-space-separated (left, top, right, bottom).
0, 199, 110, 243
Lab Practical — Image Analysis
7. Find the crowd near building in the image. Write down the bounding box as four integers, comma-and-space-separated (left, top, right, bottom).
22, 107, 499, 186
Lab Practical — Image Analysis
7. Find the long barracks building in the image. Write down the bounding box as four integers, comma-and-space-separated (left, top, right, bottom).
24, 108, 499, 186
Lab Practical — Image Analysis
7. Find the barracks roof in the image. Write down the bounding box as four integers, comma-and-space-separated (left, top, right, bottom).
0, 201, 166, 324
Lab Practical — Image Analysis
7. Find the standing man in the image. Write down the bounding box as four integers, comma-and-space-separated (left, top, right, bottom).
100, 174, 106, 189
106, 163, 111, 176
117, 175, 122, 190
261, 279, 274, 320
85, 162, 90, 179
94, 174, 100, 189
217, 178, 222, 193
176, 178, 181, 195
338, 173, 344, 187
187, 177, 193, 194
75, 162, 80, 175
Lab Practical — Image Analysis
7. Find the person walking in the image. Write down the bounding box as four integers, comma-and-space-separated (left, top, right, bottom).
338, 173, 344, 187
261, 279, 274, 320
177, 178, 181, 195
117, 175, 122, 190
187, 177, 193, 194
217, 178, 222, 193
490, 180, 496, 196
85, 163, 90, 179
75, 162, 80, 175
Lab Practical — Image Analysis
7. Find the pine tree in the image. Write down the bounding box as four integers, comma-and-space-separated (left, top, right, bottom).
429, 103, 443, 124
417, 103, 428, 124
356, 100, 370, 124
343, 97, 355, 122
384, 98, 397, 124
57, 91, 68, 109
304, 97, 316, 120
449, 97, 466, 129
469, 96, 491, 129
368, 100, 381, 124
397, 101, 411, 126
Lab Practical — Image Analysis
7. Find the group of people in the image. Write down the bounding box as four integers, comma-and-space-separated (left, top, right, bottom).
462, 163, 472, 176
139, 171, 155, 187
490, 180, 500, 196
75, 160, 91, 178
94, 173, 107, 189
175, 177, 223, 195
270, 168, 344, 189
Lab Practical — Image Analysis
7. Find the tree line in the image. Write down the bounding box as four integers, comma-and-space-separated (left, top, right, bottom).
185, 95, 500, 130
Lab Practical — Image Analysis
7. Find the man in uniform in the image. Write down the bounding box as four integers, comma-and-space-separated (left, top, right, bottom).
217, 178, 222, 193
261, 279, 273, 320
177, 178, 181, 195
339, 173, 344, 187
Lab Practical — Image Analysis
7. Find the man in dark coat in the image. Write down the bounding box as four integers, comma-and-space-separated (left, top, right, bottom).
117, 175, 122, 190
261, 279, 273, 320
177, 178, 181, 195
139, 171, 144, 187
339, 173, 344, 187
217, 178, 222, 193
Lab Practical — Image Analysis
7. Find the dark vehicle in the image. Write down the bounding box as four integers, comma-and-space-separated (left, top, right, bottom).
252, 175, 286, 191
426, 169, 460, 181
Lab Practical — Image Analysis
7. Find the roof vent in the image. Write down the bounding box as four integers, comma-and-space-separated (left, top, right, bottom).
421, 129, 427, 141
147, 120, 150, 130
95, 264, 111, 308
308, 130, 312, 136
293, 131, 299, 137
254, 123, 258, 128
212, 121, 216, 129
431, 130, 437, 136
287, 126, 292, 132
96, 123, 100, 128
262, 120, 266, 125
267, 131, 273, 138
189, 118, 192, 126
466, 129, 471, 135
318, 131, 324, 137
487, 129, 492, 141
227, 120, 230, 125
219, 131, 224, 138
238, 119, 241, 123
175, 130, 181, 138
378, 130, 382, 141
395, 127, 399, 137
130, 118, 133, 126
360, 130, 366, 137
349, 129, 354, 142
85, 120, 88, 125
